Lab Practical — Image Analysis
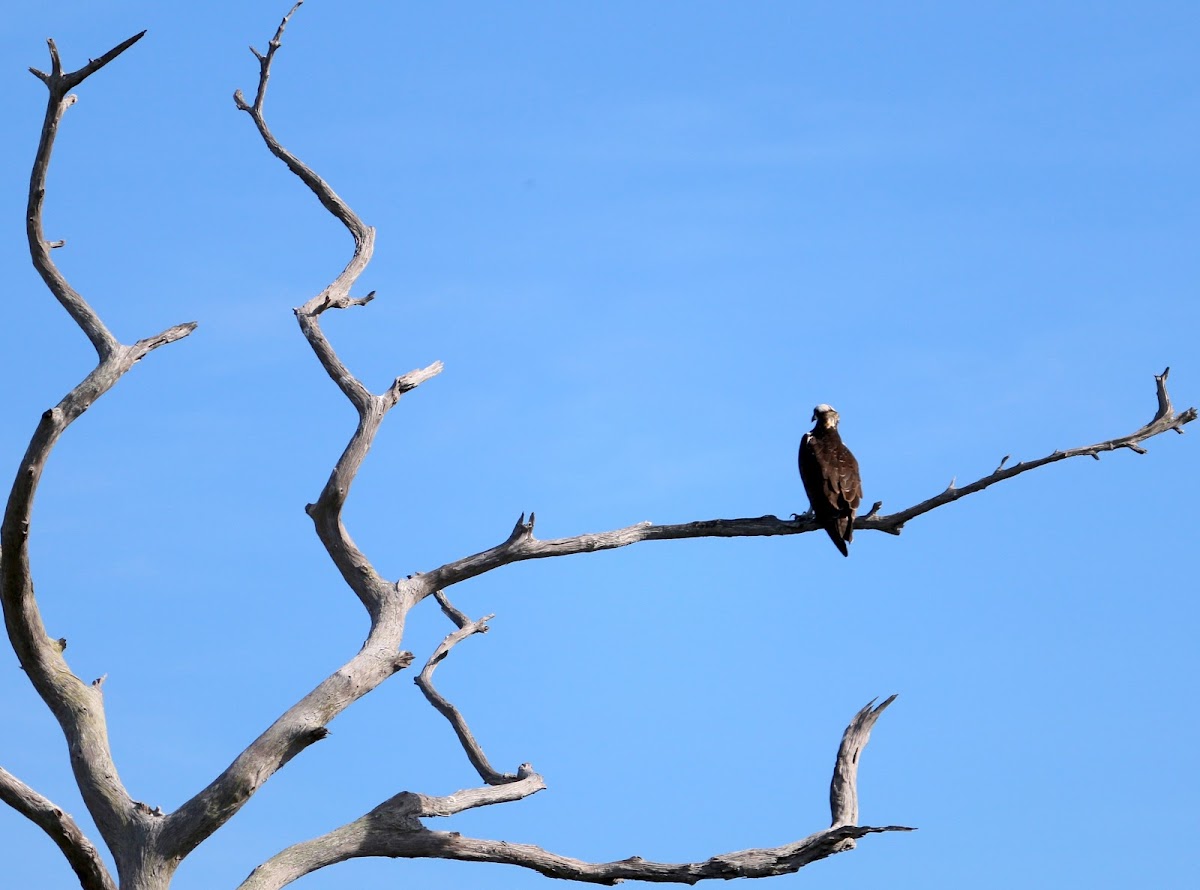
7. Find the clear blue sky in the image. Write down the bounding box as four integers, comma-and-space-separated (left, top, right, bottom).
2, 2, 1197, 888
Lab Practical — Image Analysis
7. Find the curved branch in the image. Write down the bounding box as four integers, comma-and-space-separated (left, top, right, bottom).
162, 6, 451, 861
26, 32, 145, 360
420, 370, 1195, 593
829, 695, 896, 858
233, 1, 441, 617
0, 766, 116, 890
415, 592, 522, 785
3, 31, 195, 866
236, 701, 908, 889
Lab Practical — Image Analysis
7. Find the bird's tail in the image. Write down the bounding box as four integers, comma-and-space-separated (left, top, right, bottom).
824, 523, 850, 557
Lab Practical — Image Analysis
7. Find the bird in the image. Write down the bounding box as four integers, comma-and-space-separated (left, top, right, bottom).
798, 404, 863, 557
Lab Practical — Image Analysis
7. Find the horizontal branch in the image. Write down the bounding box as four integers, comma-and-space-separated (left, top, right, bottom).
370, 823, 911, 885
0, 767, 116, 890
237, 700, 908, 889
237, 795, 907, 890
419, 369, 1194, 593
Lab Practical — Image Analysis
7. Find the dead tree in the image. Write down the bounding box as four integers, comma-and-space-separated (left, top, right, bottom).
2, 5, 1195, 890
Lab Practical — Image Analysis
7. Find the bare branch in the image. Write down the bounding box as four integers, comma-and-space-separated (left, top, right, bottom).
154, 6, 461, 865
160, 616, 417, 861
379, 765, 546, 820
433, 588, 471, 628
3, 31, 195, 868
421, 370, 1194, 593
829, 695, 896, 856
233, 1, 368, 266
415, 592, 522, 785
364, 824, 910, 886
26, 31, 147, 361
863, 367, 1197, 535
234, 2, 441, 618
237, 770, 547, 890
0, 767, 116, 890
237, 703, 908, 889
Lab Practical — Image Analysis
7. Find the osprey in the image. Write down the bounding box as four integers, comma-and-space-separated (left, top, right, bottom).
798, 404, 863, 557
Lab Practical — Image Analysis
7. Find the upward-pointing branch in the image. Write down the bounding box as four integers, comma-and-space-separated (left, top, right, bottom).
232, 0, 440, 614
3, 29, 195, 887
26, 30, 145, 361
235, 699, 909, 890
162, 3, 440, 865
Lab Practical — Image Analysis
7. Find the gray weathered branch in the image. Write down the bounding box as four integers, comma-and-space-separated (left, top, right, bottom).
26, 30, 146, 361
415, 591, 522, 785
232, 0, 440, 616
0, 767, 116, 890
829, 695, 896, 855
159, 3, 443, 865
419, 369, 1195, 595
236, 701, 908, 890
860, 367, 1195, 534
2, 31, 195, 889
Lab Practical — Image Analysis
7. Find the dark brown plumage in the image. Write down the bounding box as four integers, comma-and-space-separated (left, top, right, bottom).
798, 404, 863, 557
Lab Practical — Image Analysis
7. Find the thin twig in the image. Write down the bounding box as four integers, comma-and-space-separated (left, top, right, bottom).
26, 31, 147, 360
416, 593, 521, 785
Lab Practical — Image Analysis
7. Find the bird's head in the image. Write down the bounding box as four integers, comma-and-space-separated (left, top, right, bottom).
812, 404, 840, 429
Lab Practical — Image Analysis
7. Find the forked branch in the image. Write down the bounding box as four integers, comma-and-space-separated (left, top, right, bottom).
233, 0, 440, 615
161, 2, 443, 864
2, 31, 195, 880
26, 30, 146, 361
419, 369, 1195, 595
236, 699, 908, 890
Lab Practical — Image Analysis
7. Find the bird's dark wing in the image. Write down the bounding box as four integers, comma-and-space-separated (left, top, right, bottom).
800, 431, 861, 556
831, 440, 862, 542
832, 441, 862, 512
798, 433, 834, 514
